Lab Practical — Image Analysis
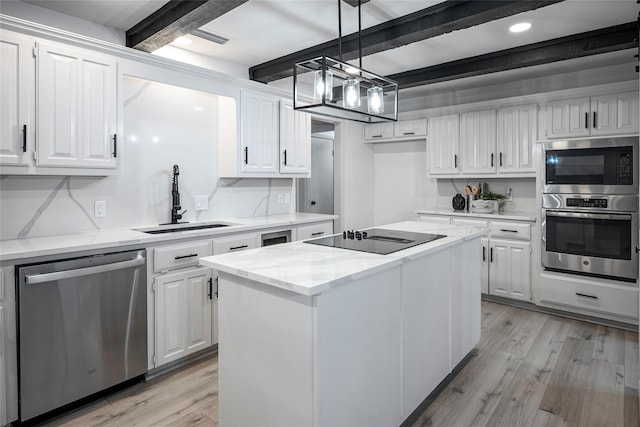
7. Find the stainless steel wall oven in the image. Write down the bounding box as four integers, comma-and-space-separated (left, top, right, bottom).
542, 137, 639, 282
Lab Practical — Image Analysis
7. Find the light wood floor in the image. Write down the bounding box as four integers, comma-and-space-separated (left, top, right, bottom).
43, 301, 638, 427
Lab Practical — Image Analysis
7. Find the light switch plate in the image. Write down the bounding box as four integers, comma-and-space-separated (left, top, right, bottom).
194, 195, 209, 211
284, 192, 291, 203
94, 200, 106, 218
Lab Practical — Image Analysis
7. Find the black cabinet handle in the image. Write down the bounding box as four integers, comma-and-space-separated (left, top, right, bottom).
491, 153, 494, 167
22, 124, 27, 152
593, 111, 597, 129
490, 247, 493, 263
215, 276, 219, 298
283, 149, 287, 166
174, 253, 198, 260
584, 112, 589, 129
230, 244, 248, 251
576, 292, 598, 300
454, 154, 458, 168
482, 246, 486, 262
402, 132, 415, 135
499, 152, 503, 167
244, 147, 248, 164
311, 231, 325, 236
208, 277, 213, 300
371, 134, 383, 138
112, 134, 117, 158
500, 229, 518, 233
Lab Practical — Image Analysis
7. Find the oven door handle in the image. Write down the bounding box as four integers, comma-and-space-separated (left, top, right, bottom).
545, 211, 631, 221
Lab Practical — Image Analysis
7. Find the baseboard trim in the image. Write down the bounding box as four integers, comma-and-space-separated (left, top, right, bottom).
482, 294, 638, 332
145, 344, 218, 380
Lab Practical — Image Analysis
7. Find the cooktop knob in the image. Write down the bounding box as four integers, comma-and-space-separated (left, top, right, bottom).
362, 231, 368, 239
343, 231, 347, 239
355, 231, 362, 240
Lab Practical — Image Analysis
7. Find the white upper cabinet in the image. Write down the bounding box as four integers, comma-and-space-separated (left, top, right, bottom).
591, 92, 639, 136
427, 114, 459, 175
0, 32, 33, 167
279, 101, 310, 175
545, 92, 638, 139
363, 119, 426, 142
460, 109, 496, 174
239, 90, 279, 175
496, 104, 537, 174
36, 41, 118, 169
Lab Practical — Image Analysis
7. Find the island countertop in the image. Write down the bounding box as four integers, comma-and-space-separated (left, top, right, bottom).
199, 220, 487, 296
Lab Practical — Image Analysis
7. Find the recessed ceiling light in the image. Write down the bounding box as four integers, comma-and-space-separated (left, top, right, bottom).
173, 36, 192, 45
509, 22, 532, 33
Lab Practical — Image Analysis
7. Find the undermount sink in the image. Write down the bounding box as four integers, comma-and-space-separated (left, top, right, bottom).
135, 223, 233, 234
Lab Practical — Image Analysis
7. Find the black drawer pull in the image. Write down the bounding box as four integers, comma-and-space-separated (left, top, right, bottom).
576, 292, 598, 300
174, 253, 198, 260
499, 229, 518, 233
230, 244, 248, 251
402, 132, 415, 135
371, 134, 383, 138
22, 124, 27, 152
311, 231, 325, 236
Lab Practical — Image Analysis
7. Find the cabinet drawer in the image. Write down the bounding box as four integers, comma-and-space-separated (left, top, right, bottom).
212, 233, 259, 254
297, 222, 333, 241
364, 123, 393, 140
489, 221, 531, 240
539, 273, 638, 320
394, 119, 426, 138
451, 218, 488, 228
154, 241, 212, 273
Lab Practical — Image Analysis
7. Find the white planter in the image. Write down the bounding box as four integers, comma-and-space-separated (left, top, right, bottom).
470, 199, 499, 213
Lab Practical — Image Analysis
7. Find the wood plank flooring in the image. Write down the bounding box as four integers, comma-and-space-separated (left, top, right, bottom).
42, 301, 638, 427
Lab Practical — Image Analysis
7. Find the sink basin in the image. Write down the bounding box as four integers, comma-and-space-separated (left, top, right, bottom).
136, 223, 232, 234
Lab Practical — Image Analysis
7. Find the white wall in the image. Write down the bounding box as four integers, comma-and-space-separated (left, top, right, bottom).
0, 77, 292, 240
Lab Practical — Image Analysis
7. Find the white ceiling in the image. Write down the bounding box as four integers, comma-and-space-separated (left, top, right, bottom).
18, 0, 640, 97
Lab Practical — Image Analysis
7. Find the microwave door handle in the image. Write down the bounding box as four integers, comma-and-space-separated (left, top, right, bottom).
545, 211, 630, 221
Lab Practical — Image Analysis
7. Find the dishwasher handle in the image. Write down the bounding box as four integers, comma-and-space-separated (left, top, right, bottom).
24, 255, 145, 285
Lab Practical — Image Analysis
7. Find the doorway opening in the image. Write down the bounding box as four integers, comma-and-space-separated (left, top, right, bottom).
297, 120, 335, 215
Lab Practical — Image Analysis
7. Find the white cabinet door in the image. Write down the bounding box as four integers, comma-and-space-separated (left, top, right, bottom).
240, 91, 279, 174
460, 109, 496, 174
37, 41, 117, 169
489, 239, 531, 301
591, 92, 639, 136
496, 104, 537, 174
428, 114, 459, 175
0, 32, 33, 167
155, 268, 212, 366
546, 97, 590, 139
363, 122, 393, 141
279, 101, 310, 175
393, 119, 426, 138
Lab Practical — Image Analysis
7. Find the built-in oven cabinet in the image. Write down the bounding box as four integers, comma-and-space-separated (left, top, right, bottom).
149, 240, 214, 369
0, 30, 120, 176
296, 221, 334, 241
545, 92, 639, 139
539, 272, 638, 323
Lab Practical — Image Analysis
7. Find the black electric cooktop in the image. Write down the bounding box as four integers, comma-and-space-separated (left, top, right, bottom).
304, 228, 446, 255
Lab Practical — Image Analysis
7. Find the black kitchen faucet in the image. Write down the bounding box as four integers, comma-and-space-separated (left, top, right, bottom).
170, 164, 187, 224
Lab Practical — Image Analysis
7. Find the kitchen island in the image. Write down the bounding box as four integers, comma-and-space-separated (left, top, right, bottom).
199, 221, 485, 426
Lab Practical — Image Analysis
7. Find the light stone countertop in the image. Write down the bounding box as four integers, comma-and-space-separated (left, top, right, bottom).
0, 213, 337, 263
199, 221, 487, 296
416, 208, 537, 222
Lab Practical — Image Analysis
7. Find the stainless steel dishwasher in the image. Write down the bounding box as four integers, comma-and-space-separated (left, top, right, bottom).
17, 249, 147, 422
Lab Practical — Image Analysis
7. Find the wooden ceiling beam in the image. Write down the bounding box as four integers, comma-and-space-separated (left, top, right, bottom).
389, 22, 638, 89
126, 0, 249, 52
249, 0, 564, 83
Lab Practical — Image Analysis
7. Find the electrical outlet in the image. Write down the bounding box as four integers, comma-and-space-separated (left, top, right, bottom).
194, 195, 209, 211
94, 200, 106, 218
284, 192, 291, 203
278, 193, 284, 204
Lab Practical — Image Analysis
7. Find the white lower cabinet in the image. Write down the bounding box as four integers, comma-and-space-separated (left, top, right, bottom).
488, 239, 531, 301
0, 266, 17, 426
155, 267, 213, 367
0, 292, 4, 427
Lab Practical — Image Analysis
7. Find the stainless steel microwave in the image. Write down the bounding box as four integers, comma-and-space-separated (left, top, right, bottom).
543, 137, 638, 195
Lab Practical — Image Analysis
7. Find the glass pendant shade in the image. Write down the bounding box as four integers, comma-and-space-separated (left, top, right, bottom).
342, 77, 361, 109
367, 86, 384, 114
313, 69, 333, 102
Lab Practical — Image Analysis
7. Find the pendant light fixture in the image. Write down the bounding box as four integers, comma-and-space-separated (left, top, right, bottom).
293, 0, 398, 123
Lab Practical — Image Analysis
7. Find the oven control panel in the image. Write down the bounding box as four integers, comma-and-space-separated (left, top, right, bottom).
566, 198, 608, 208
619, 152, 632, 185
